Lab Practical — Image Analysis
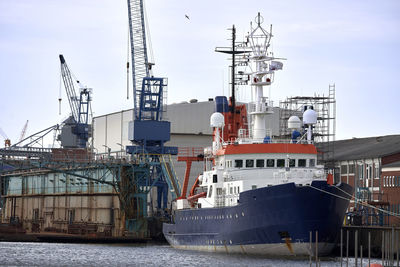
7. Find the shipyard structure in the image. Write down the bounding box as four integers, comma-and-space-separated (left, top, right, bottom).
1, 0, 399, 246
1, 95, 400, 240
0, 99, 273, 240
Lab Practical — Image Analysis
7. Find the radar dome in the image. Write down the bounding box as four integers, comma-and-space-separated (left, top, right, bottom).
288, 116, 301, 129
303, 109, 317, 125
210, 112, 225, 128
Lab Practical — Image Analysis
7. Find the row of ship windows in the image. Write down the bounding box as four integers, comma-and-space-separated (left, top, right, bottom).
179, 212, 245, 221
383, 176, 400, 187
225, 158, 315, 168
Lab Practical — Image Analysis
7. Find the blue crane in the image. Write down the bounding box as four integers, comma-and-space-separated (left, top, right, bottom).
124, 0, 180, 228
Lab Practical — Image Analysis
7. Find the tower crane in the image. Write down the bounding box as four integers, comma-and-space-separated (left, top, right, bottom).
58, 55, 92, 148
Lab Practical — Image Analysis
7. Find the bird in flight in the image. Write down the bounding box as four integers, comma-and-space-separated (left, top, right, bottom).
185, 14, 190, 20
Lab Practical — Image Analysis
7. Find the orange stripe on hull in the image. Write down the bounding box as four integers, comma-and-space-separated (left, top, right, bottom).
216, 143, 317, 156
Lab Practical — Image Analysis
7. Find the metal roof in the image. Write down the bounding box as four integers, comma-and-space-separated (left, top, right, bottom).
317, 135, 400, 161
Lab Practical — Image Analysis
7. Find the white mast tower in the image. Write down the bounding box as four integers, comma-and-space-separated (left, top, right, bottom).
246, 13, 283, 142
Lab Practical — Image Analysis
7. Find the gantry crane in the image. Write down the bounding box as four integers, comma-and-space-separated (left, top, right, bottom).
58, 54, 92, 148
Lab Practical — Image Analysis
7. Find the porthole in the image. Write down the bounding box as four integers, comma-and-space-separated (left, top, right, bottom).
229, 240, 233, 244
242, 212, 245, 217
235, 214, 238, 218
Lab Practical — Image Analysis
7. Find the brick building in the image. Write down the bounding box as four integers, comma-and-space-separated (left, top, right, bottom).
318, 135, 400, 226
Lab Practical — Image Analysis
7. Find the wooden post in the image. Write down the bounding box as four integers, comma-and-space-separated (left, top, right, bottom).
346, 230, 349, 267
309, 231, 312, 267
368, 231, 371, 267
340, 228, 343, 267
355, 230, 358, 267
315, 230, 318, 266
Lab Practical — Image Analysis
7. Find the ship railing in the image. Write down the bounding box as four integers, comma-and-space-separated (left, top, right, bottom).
177, 147, 205, 158
223, 138, 314, 146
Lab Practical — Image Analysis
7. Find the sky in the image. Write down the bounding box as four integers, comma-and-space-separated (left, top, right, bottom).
0, 0, 399, 144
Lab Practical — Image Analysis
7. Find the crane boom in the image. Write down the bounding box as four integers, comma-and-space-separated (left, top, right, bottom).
127, 0, 150, 119
59, 54, 80, 122
19, 120, 29, 142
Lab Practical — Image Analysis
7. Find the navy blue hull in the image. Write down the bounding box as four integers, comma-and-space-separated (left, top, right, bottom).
163, 181, 353, 256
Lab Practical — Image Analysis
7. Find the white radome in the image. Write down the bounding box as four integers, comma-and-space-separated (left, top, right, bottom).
210, 112, 225, 128
288, 116, 301, 129
303, 109, 318, 125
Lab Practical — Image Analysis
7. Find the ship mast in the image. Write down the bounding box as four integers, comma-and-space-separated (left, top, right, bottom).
246, 13, 284, 142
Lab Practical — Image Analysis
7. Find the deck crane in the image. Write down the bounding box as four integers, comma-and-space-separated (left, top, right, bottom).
58, 54, 92, 148
123, 0, 180, 230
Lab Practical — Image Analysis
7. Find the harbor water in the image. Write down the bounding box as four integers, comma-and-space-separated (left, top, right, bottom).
0, 242, 384, 266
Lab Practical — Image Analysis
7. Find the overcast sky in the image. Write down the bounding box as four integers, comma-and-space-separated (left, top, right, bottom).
0, 0, 399, 145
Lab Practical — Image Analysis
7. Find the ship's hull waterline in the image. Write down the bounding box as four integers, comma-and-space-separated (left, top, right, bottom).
163, 181, 353, 256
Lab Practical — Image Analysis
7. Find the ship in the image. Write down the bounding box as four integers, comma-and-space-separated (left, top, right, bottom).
162, 13, 352, 256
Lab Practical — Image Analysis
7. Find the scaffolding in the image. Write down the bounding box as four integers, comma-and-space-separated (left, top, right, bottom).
279, 84, 336, 167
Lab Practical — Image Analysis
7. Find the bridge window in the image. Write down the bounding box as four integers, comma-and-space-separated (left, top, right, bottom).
298, 159, 306, 167
289, 159, 295, 167
216, 188, 222, 195
267, 159, 275, 167
309, 159, 315, 167
213, 174, 218, 183
256, 159, 264, 167
277, 159, 285, 167
246, 159, 254, 168
234, 160, 243, 168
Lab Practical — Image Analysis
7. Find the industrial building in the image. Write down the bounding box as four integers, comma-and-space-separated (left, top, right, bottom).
318, 135, 400, 226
